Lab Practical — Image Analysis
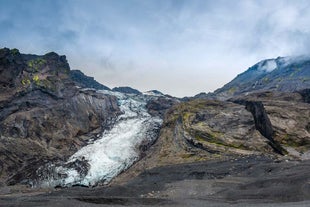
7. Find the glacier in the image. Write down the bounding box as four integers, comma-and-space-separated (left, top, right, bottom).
36, 90, 162, 187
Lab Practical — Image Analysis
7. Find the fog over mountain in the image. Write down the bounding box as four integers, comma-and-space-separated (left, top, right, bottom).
1, 0, 310, 96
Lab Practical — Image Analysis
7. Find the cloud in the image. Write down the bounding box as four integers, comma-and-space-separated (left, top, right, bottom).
1, 0, 310, 97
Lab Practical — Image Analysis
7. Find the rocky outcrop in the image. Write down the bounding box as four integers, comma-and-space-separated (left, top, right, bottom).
298, 88, 310, 103
146, 96, 179, 118
0, 48, 121, 186
69, 69, 110, 90
234, 100, 285, 155
230, 91, 310, 158
245, 101, 274, 140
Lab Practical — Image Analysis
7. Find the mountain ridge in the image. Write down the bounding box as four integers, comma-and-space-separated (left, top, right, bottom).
194, 56, 310, 100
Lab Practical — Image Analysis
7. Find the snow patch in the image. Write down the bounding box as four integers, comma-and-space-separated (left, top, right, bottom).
258, 60, 277, 72
143, 91, 163, 97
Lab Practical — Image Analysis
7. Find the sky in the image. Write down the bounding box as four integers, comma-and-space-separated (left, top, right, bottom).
1, 0, 310, 97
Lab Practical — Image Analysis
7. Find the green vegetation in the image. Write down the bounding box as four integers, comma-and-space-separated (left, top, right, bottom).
27, 58, 47, 72
21, 78, 31, 85
275, 77, 283, 82
228, 86, 237, 94
32, 75, 40, 84
263, 77, 269, 83
10, 48, 19, 55
181, 153, 195, 159
194, 132, 248, 150
280, 134, 310, 149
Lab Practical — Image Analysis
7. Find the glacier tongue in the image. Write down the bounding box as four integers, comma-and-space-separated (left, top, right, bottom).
38, 90, 162, 187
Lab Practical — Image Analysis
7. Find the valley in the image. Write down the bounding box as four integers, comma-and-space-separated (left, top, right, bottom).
0, 48, 309, 206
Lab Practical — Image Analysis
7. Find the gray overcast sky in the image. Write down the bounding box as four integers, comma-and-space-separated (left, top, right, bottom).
1, 0, 310, 97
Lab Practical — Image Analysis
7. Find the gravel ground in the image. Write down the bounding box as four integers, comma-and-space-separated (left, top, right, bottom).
1, 156, 309, 207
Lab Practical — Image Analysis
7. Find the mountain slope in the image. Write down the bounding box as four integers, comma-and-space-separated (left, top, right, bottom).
213, 56, 310, 100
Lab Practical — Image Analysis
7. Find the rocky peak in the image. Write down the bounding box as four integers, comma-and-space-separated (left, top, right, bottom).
0, 48, 75, 99
70, 69, 110, 90
112, 86, 142, 95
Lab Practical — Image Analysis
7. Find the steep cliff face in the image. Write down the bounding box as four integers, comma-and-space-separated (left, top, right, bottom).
0, 48, 121, 186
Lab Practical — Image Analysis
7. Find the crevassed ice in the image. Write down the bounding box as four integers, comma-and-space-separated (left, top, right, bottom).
40, 90, 162, 187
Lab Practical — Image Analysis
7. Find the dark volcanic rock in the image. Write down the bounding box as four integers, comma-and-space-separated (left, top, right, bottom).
244, 101, 284, 154
298, 88, 310, 103
69, 69, 110, 90
244, 101, 273, 138
0, 48, 24, 88
0, 48, 121, 186
112, 86, 142, 95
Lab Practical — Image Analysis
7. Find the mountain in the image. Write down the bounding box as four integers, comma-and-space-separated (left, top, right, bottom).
211, 56, 310, 100
112, 86, 142, 95
69, 69, 110, 90
0, 48, 309, 206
